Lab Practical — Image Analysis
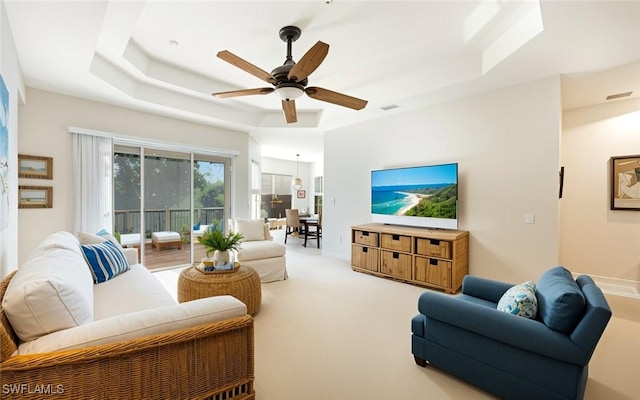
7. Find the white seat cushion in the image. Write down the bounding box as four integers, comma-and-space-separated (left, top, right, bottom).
2, 246, 94, 342
237, 241, 286, 261
93, 264, 177, 320
17, 296, 247, 355
152, 231, 181, 242
119, 233, 141, 246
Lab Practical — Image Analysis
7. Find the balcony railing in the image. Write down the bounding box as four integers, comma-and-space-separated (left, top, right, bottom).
114, 207, 224, 236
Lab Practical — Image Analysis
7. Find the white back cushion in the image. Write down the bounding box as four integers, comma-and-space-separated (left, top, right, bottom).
26, 231, 83, 262
3, 247, 94, 342
235, 218, 266, 241
93, 264, 176, 320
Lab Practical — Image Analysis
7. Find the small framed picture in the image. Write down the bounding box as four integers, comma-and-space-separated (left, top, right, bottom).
297, 189, 306, 199
18, 186, 53, 208
18, 154, 53, 179
610, 154, 640, 211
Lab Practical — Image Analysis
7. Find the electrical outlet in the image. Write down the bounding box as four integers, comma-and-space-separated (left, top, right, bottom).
525, 214, 535, 224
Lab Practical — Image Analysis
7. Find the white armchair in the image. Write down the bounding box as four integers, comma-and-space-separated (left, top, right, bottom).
232, 219, 288, 282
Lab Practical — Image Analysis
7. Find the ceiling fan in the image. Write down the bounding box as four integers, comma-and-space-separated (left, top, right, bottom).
212, 26, 368, 124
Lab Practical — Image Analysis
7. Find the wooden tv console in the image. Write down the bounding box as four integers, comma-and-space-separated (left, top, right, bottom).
351, 223, 469, 294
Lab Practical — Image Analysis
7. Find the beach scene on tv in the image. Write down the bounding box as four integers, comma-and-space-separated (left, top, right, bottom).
371, 164, 457, 219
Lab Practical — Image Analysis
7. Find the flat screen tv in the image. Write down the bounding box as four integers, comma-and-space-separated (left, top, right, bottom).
371, 163, 458, 230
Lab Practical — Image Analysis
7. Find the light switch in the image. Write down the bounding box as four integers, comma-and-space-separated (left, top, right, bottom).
525, 214, 535, 224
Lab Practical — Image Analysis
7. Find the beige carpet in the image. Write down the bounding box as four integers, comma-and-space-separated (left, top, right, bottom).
155, 230, 640, 400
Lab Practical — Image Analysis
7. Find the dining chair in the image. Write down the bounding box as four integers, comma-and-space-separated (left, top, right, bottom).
284, 209, 303, 244
304, 212, 322, 248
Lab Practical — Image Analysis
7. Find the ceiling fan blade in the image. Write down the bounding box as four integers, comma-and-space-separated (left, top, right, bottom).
305, 86, 368, 110
282, 100, 297, 123
217, 50, 276, 84
287, 41, 329, 82
212, 87, 274, 98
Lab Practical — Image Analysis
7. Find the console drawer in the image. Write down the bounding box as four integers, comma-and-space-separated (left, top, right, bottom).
415, 238, 452, 259
353, 230, 379, 246
380, 250, 412, 279
414, 256, 451, 287
352, 245, 379, 272
380, 233, 411, 252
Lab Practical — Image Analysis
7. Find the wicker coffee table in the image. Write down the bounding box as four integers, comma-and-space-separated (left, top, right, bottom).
177, 263, 261, 315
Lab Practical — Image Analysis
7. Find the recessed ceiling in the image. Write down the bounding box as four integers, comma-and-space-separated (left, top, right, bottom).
5, 0, 640, 163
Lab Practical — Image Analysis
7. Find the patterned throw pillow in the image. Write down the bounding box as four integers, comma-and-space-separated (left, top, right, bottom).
81, 240, 130, 284
497, 281, 538, 319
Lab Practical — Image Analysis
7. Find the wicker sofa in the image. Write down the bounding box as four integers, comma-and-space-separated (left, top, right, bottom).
0, 231, 255, 400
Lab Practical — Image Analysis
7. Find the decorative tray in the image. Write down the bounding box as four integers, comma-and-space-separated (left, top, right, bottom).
195, 261, 240, 274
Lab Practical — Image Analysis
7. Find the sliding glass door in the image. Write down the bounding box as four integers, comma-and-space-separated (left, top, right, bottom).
113, 145, 230, 270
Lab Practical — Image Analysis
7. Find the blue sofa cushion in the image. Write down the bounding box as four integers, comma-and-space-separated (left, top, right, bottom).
497, 281, 537, 319
536, 266, 585, 334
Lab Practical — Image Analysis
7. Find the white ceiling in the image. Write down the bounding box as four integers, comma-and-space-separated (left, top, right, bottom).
5, 0, 640, 163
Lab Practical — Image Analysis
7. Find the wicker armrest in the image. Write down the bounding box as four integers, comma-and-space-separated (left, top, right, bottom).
1, 315, 255, 400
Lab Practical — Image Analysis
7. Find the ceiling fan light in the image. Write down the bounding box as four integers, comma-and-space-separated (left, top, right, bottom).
276, 86, 304, 101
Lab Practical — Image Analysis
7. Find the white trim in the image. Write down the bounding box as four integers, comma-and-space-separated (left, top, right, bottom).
68, 125, 239, 158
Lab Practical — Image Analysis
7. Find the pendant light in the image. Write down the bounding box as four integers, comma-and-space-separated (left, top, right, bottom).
293, 154, 303, 190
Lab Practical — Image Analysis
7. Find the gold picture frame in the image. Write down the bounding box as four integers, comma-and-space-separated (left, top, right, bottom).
18, 154, 53, 179
18, 186, 53, 208
610, 154, 640, 211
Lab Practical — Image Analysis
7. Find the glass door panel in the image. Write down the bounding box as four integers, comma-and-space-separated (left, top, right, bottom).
193, 155, 229, 262
113, 145, 142, 255
144, 149, 191, 269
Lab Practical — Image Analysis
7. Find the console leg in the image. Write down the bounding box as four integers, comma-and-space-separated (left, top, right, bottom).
414, 355, 428, 367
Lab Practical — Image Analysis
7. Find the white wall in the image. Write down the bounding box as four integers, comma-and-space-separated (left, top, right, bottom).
17, 88, 251, 264
0, 0, 25, 278
324, 77, 562, 283
560, 98, 640, 281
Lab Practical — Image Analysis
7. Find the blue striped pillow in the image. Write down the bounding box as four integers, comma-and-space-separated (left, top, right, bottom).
81, 240, 130, 283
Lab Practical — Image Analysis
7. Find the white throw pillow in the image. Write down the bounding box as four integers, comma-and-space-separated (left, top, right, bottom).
3, 248, 94, 342
78, 230, 124, 250
235, 219, 265, 242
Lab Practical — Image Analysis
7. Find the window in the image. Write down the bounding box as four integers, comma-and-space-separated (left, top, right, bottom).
261, 173, 292, 219
251, 160, 261, 219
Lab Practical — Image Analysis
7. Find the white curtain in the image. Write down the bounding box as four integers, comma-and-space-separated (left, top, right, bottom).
73, 133, 113, 233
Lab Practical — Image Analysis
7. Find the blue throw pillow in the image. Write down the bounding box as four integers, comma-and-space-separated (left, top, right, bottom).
497, 281, 537, 319
193, 223, 201, 231
536, 266, 586, 334
81, 240, 130, 284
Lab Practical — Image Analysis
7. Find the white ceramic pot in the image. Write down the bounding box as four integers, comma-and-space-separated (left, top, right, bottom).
212, 250, 230, 265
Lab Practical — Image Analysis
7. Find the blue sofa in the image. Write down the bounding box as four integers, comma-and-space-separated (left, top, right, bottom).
411, 267, 611, 400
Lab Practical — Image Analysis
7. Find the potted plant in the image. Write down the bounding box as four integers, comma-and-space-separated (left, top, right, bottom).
198, 228, 244, 266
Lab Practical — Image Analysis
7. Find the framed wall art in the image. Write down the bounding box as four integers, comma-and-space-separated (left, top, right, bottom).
18, 186, 52, 209
296, 189, 306, 199
18, 154, 53, 179
610, 154, 640, 211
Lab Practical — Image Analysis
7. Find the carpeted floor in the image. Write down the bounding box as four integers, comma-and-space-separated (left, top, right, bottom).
154, 229, 640, 400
